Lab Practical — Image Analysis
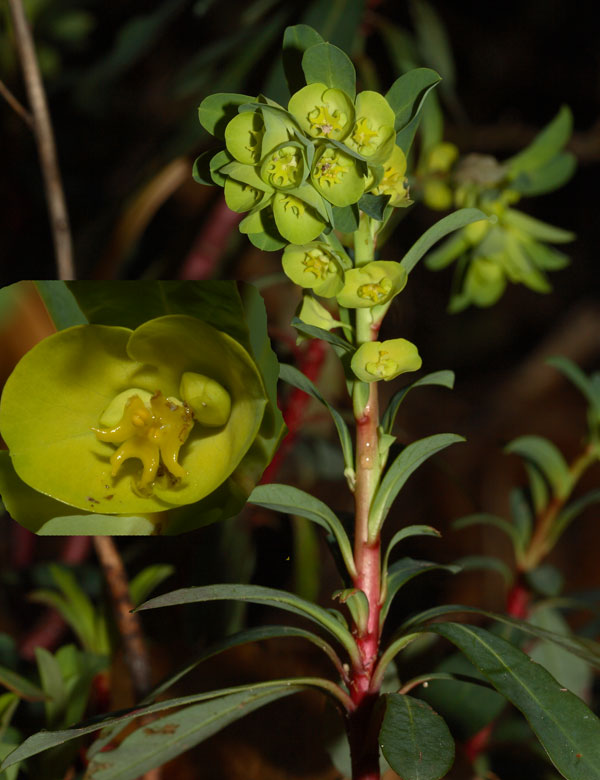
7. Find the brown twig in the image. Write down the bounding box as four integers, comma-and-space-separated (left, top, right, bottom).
92, 536, 153, 701
7, 0, 74, 280
0, 77, 33, 127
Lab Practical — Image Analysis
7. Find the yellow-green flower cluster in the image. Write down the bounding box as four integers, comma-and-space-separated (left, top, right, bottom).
197, 85, 410, 248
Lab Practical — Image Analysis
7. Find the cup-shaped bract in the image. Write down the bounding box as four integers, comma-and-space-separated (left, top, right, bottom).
272, 192, 326, 244
370, 145, 411, 207
288, 83, 354, 142
345, 91, 396, 164
282, 242, 345, 297
351, 339, 422, 383
224, 110, 265, 165
336, 261, 407, 309
260, 143, 305, 191
0, 315, 268, 520
311, 146, 365, 207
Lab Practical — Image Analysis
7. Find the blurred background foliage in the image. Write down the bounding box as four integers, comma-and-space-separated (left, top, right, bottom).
1, 1, 600, 778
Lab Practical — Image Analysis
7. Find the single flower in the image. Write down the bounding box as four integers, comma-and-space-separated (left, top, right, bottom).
351, 339, 422, 383
0, 315, 268, 519
336, 261, 407, 309
281, 242, 345, 297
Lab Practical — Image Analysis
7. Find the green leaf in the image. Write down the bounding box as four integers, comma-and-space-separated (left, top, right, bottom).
278, 363, 353, 473
529, 606, 593, 701
547, 356, 600, 408
453, 555, 514, 586
34, 281, 87, 330
381, 370, 455, 435
385, 68, 441, 133
511, 152, 577, 196
281, 24, 325, 95
423, 232, 470, 271
0, 679, 325, 772
331, 204, 359, 233
506, 106, 573, 176
0, 664, 46, 702
526, 564, 564, 597
369, 434, 464, 539
198, 92, 256, 138
382, 525, 441, 586
357, 193, 390, 221
136, 583, 359, 664
400, 603, 600, 673
129, 565, 175, 608
35, 647, 67, 728
510, 487, 533, 549
379, 693, 454, 780
291, 316, 354, 352
401, 209, 488, 274
302, 42, 356, 99
192, 149, 216, 186
248, 484, 356, 578
551, 489, 600, 547
452, 513, 522, 550
82, 687, 299, 779
505, 435, 571, 499
381, 558, 459, 627
427, 622, 600, 780
502, 209, 575, 244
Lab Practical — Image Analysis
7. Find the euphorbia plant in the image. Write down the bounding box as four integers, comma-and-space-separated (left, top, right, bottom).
2, 24, 600, 780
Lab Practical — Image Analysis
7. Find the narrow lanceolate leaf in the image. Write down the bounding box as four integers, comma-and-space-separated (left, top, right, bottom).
248, 484, 356, 578
427, 622, 600, 780
369, 434, 464, 539
380, 558, 459, 627
551, 488, 600, 546
382, 525, 442, 585
278, 363, 354, 474
506, 105, 573, 176
136, 583, 359, 664
0, 664, 46, 702
502, 209, 575, 243
381, 370, 455, 435
290, 317, 354, 352
452, 513, 521, 548
83, 687, 298, 780
401, 209, 488, 274
379, 693, 454, 780
505, 435, 571, 499
302, 42, 356, 99
0, 679, 329, 771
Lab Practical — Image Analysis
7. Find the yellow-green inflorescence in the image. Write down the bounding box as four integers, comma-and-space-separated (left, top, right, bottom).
198, 76, 411, 247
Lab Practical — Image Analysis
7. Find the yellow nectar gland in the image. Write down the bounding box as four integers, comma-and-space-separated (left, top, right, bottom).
365, 350, 397, 379
314, 152, 348, 188
245, 126, 264, 161
351, 118, 379, 153
266, 147, 301, 188
93, 392, 194, 490
302, 249, 334, 280
374, 163, 409, 203
280, 195, 306, 218
357, 276, 392, 303
308, 104, 345, 137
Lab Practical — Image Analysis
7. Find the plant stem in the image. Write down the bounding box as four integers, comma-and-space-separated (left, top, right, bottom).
7, 0, 74, 280
347, 213, 384, 780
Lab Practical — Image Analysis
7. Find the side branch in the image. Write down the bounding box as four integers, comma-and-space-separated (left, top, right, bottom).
7, 0, 74, 280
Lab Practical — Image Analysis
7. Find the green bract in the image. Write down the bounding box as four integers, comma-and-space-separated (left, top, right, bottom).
336, 261, 407, 309
224, 110, 265, 165
282, 242, 345, 297
345, 91, 396, 164
370, 145, 410, 207
351, 339, 422, 383
0, 314, 270, 531
311, 145, 365, 207
288, 83, 354, 141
